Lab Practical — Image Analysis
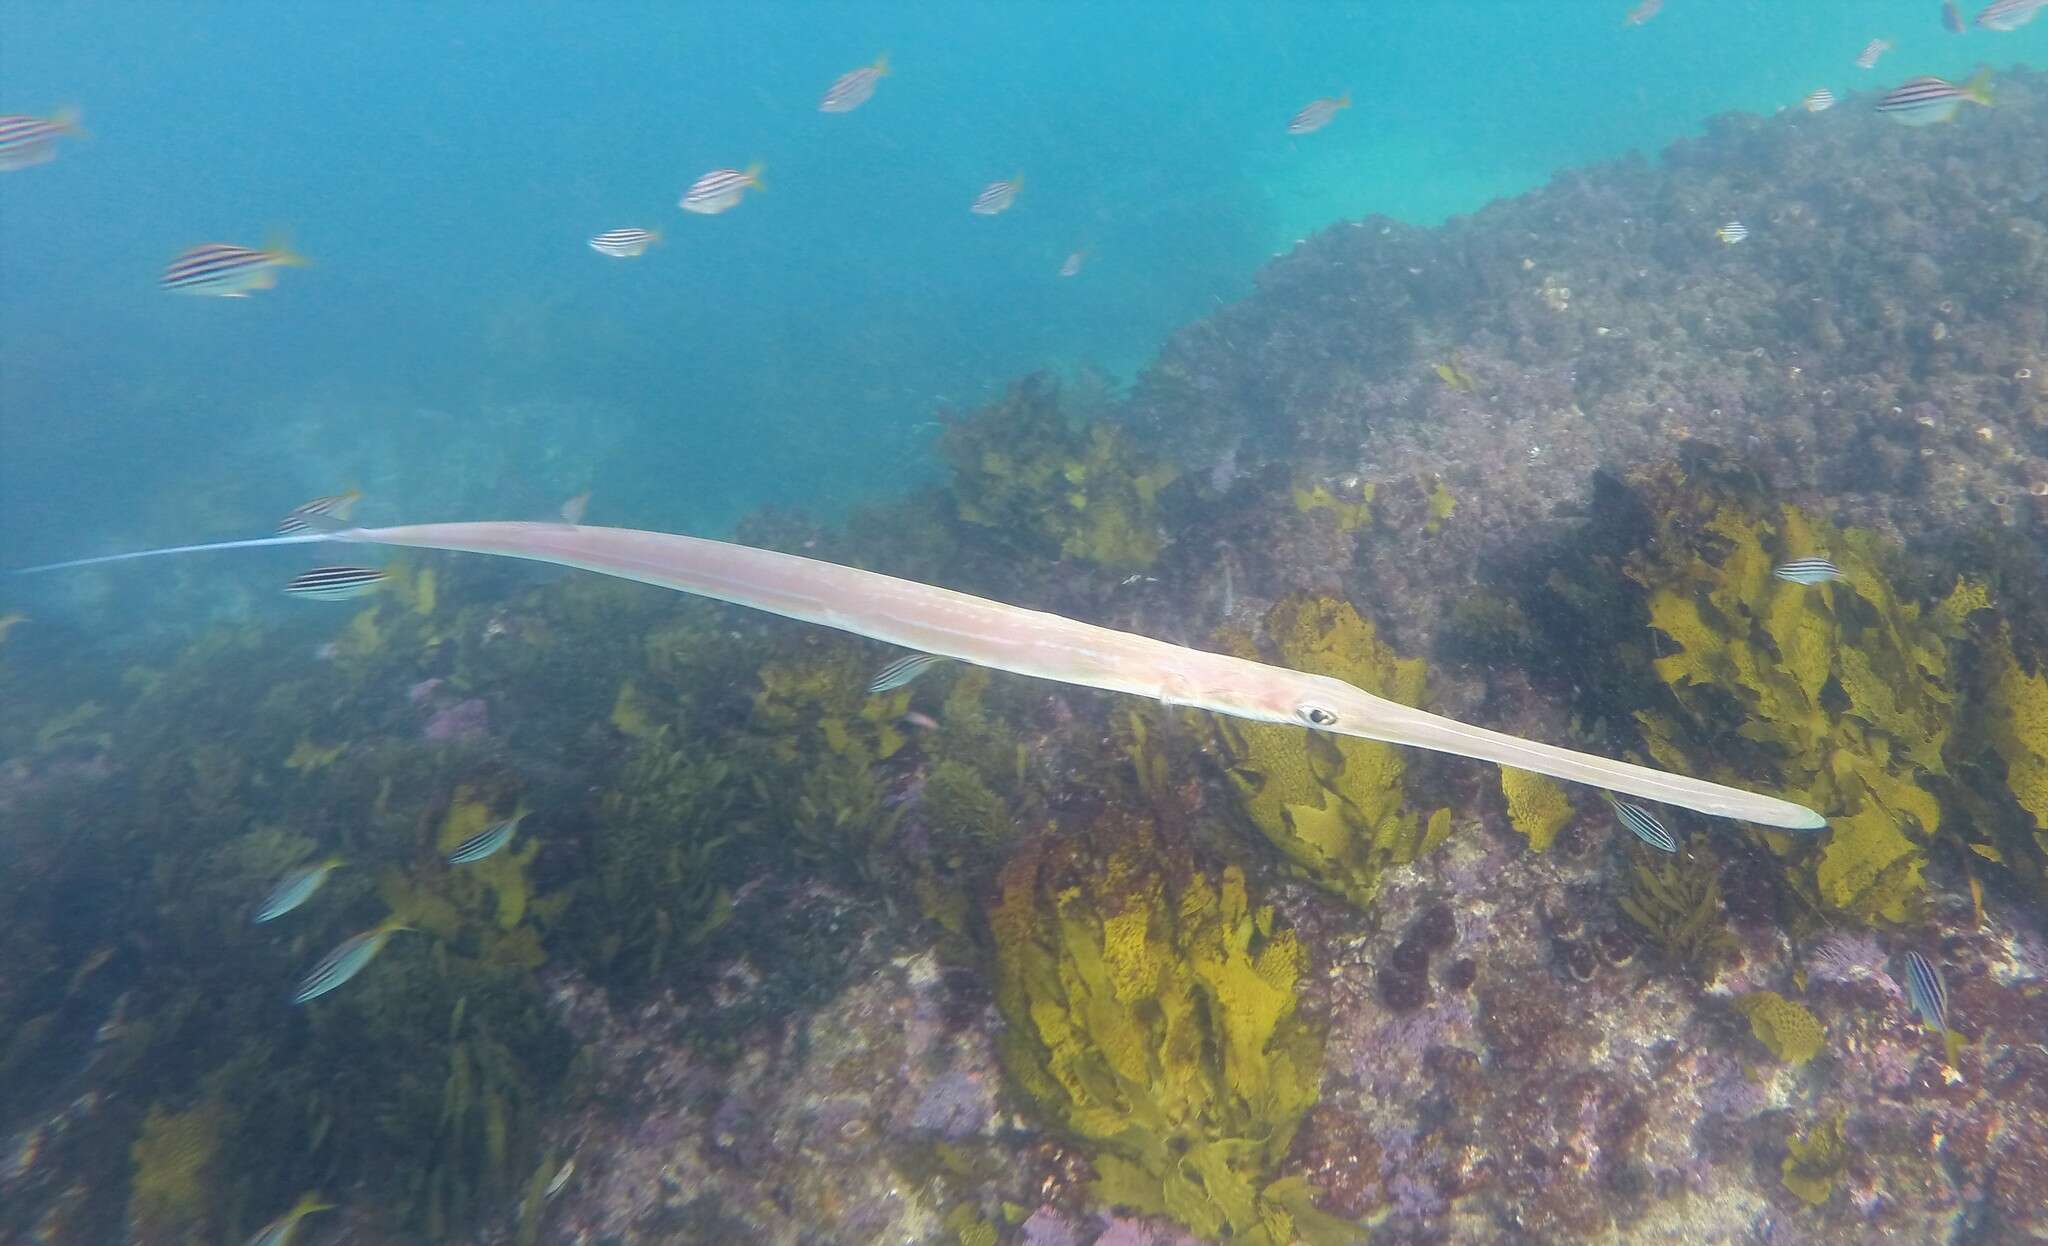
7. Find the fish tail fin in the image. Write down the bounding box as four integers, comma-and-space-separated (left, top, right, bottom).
52, 106, 87, 138
1010, 170, 1025, 189
322, 855, 348, 871
873, 51, 891, 75
1961, 66, 1994, 105
264, 230, 313, 267
1942, 1027, 1965, 1067
291, 1192, 337, 1218
744, 162, 766, 191
1336, 92, 1351, 109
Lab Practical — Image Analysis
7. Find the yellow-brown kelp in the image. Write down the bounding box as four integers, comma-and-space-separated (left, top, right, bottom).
1217, 594, 1451, 908
1780, 1114, 1849, 1207
1627, 476, 1986, 923
989, 820, 1358, 1244
940, 375, 1178, 572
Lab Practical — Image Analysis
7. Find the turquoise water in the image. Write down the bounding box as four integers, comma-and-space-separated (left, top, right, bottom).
3, 1, 2037, 577
5, 6, 2048, 1245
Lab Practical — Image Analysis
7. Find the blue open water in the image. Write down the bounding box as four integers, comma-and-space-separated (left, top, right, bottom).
3, 1, 2037, 588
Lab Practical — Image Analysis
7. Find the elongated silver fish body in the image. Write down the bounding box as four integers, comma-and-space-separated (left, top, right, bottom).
336, 522, 1825, 829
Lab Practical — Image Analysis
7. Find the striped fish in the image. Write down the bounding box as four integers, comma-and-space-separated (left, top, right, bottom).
244, 1193, 334, 1246
277, 490, 361, 535
161, 241, 310, 297
1286, 94, 1350, 135
1606, 794, 1678, 852
1945, 1, 1967, 32
292, 920, 409, 1003
1878, 71, 1994, 125
1774, 557, 1844, 584
1059, 250, 1087, 278
820, 53, 889, 113
254, 857, 344, 924
283, 566, 387, 600
869, 653, 948, 695
970, 174, 1023, 216
1803, 88, 1836, 113
1976, 0, 2044, 30
0, 109, 82, 171
1715, 220, 1749, 245
447, 815, 522, 864
1901, 950, 1948, 1031
1855, 38, 1892, 69
589, 228, 659, 258
680, 165, 763, 215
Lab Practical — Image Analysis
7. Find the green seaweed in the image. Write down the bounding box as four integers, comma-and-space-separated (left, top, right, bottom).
1618, 850, 1739, 978
940, 374, 1179, 572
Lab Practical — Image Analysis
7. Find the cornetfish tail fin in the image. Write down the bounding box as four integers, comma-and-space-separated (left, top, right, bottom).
11, 531, 342, 576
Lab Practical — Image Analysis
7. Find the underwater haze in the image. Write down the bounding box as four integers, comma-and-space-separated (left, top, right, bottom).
2, 0, 2032, 564
5, 2, 2048, 1245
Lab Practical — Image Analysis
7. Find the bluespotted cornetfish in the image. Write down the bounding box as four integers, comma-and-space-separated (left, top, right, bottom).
12, 521, 1827, 829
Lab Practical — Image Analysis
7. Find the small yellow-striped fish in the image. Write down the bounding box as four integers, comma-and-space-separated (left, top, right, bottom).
1855, 38, 1892, 69
1802, 87, 1835, 113
970, 174, 1023, 216
680, 165, 763, 215
278, 490, 361, 535
283, 565, 387, 600
589, 228, 660, 257
161, 241, 310, 297
244, 1193, 334, 1246
0, 108, 83, 171
1286, 94, 1349, 135
820, 53, 890, 113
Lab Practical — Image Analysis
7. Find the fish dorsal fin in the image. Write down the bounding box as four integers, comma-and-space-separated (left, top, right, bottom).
869, 653, 948, 695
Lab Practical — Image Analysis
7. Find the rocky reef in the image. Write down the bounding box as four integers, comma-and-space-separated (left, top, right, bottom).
5, 70, 2048, 1246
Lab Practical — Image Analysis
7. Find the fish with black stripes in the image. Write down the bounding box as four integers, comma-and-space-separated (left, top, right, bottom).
283, 566, 387, 601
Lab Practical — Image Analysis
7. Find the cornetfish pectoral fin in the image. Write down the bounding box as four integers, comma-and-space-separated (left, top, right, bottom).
1340, 690, 1825, 830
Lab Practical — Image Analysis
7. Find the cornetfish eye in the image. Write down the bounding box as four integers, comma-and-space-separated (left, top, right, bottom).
1298, 705, 1339, 728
